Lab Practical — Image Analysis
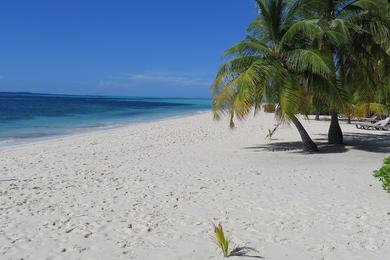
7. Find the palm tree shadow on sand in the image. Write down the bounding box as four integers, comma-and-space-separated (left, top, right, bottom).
228, 246, 264, 258
244, 132, 390, 154
244, 141, 348, 154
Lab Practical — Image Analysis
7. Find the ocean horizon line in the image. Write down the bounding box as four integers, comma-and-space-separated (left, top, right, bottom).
0, 91, 212, 100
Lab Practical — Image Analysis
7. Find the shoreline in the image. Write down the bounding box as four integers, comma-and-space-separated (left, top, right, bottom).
0, 109, 209, 150
1, 111, 389, 259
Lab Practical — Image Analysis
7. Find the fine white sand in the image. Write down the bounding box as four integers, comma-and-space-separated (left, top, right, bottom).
1, 112, 390, 260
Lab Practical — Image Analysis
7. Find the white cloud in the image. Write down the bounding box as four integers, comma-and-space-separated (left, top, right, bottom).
98, 71, 211, 88
97, 80, 116, 87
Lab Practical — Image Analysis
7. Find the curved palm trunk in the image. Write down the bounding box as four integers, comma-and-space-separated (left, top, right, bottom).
328, 111, 343, 144
291, 115, 319, 153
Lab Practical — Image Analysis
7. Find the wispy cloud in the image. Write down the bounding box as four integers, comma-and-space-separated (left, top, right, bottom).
98, 71, 212, 88
0, 75, 4, 80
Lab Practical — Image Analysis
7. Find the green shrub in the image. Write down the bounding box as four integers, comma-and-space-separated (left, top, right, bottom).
374, 157, 390, 192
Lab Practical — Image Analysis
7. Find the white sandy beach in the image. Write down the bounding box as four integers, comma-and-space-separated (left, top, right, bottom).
1, 112, 390, 260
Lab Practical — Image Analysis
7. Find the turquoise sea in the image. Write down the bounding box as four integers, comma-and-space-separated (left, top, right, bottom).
0, 92, 210, 145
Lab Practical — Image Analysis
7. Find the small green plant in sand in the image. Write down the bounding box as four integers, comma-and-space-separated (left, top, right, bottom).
374, 157, 390, 192
265, 124, 279, 140
214, 223, 230, 257
214, 224, 262, 258
213, 223, 261, 258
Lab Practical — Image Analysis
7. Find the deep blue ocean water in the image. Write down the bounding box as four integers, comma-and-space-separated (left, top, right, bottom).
0, 92, 210, 145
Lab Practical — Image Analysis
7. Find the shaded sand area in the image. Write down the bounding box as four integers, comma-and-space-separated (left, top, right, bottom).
1, 112, 390, 259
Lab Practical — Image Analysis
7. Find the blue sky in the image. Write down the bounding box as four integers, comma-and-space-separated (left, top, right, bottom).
0, 0, 256, 98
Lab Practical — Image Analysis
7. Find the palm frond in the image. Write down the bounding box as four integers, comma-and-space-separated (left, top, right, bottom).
281, 19, 321, 45
284, 49, 331, 77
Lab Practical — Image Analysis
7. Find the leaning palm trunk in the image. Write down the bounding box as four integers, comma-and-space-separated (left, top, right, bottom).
291, 115, 319, 153
328, 111, 343, 144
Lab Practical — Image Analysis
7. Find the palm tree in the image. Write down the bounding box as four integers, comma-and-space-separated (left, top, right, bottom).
211, 0, 336, 153
298, 0, 390, 144
341, 0, 390, 120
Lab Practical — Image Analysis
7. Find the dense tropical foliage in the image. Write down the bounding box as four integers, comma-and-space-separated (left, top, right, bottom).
374, 156, 390, 192
211, 0, 390, 152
